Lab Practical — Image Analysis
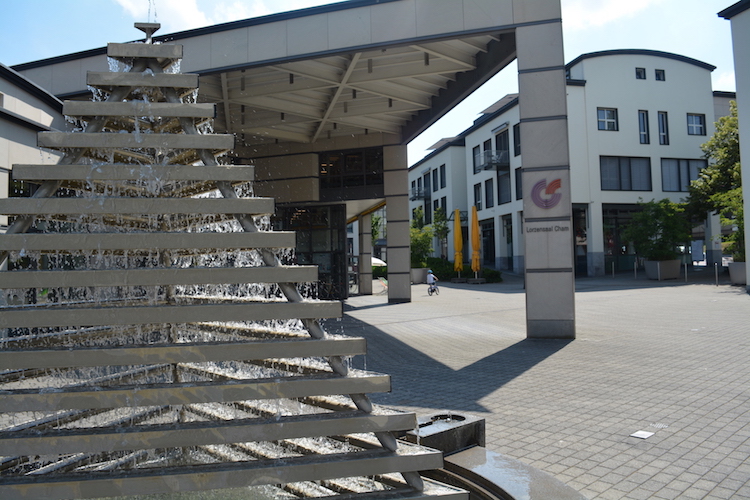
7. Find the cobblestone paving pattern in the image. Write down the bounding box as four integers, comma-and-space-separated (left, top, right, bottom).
324, 269, 750, 499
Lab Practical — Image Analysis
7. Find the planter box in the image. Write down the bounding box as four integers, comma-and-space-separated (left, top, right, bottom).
644, 259, 681, 280
728, 262, 747, 285
411, 268, 428, 284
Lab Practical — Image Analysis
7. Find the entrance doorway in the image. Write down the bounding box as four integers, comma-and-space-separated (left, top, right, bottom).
502, 214, 513, 270
274, 204, 347, 299
481, 220, 496, 267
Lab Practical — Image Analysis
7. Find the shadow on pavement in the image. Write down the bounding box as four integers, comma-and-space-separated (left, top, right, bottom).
326, 313, 571, 413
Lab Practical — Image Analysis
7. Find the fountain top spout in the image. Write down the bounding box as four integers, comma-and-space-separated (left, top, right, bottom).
135, 22, 161, 43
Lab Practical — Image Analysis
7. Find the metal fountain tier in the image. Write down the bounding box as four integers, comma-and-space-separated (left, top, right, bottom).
0, 23, 466, 500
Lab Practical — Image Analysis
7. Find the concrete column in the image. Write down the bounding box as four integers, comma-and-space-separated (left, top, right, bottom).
359, 213, 373, 295
384, 145, 410, 303
516, 19, 575, 339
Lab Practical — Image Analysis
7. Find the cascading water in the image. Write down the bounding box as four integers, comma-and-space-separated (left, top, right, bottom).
0, 22, 465, 500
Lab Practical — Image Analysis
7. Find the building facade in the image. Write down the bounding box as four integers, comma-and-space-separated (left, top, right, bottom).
409, 49, 734, 277
0, 63, 64, 236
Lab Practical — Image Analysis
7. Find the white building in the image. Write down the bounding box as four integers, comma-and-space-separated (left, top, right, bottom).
409, 49, 735, 277
0, 63, 64, 235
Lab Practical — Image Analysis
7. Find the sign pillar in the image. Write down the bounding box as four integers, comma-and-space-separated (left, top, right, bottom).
516, 19, 575, 338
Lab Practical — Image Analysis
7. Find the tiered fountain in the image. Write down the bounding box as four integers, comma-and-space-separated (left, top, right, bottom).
0, 23, 466, 500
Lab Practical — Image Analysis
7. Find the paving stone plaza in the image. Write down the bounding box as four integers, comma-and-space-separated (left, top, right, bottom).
328, 269, 750, 499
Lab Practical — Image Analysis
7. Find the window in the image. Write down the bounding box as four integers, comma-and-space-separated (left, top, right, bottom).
513, 123, 521, 156
424, 200, 432, 224
597, 108, 619, 131
485, 178, 494, 208
658, 111, 669, 145
600, 156, 652, 191
473, 183, 482, 210
687, 113, 706, 136
635, 67, 646, 79
423, 173, 431, 197
432, 169, 438, 192
515, 168, 523, 200
638, 110, 650, 144
441, 196, 446, 212
661, 158, 706, 191
655, 69, 665, 81
498, 171, 511, 204
472, 145, 481, 174
433, 199, 440, 215
439, 164, 446, 188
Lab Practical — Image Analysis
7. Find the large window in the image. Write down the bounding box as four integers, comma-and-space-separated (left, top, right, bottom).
513, 123, 521, 156
687, 113, 706, 136
661, 158, 706, 191
638, 110, 650, 144
600, 156, 652, 191
515, 168, 523, 200
498, 171, 511, 204
597, 108, 619, 131
485, 178, 494, 208
439, 164, 446, 188
318, 148, 383, 201
432, 169, 439, 192
658, 111, 669, 145
472, 145, 481, 174
473, 183, 482, 210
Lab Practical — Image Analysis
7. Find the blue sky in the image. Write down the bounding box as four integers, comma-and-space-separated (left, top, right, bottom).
0, 0, 738, 164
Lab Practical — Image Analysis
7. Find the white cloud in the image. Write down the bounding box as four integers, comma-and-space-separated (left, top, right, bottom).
113, 0, 332, 34
561, 0, 666, 31
713, 70, 737, 92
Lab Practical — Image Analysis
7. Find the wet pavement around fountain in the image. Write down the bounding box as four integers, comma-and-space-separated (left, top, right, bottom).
328, 267, 750, 500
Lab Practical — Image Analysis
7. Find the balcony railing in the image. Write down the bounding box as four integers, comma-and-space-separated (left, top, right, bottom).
473, 150, 510, 173
409, 187, 430, 201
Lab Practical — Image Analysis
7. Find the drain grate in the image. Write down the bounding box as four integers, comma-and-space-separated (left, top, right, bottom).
650, 423, 669, 429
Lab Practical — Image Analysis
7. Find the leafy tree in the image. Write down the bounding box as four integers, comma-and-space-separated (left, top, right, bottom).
410, 206, 433, 267
622, 199, 691, 261
432, 207, 449, 258
371, 213, 382, 242
687, 101, 744, 261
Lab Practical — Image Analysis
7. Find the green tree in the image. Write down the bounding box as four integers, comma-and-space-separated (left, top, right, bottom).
432, 207, 449, 258
371, 213, 382, 242
687, 101, 744, 261
622, 199, 691, 261
410, 206, 433, 267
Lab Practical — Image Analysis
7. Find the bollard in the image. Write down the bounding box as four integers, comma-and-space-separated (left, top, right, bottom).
715, 262, 719, 286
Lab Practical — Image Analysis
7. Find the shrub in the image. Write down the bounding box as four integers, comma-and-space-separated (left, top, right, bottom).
482, 268, 503, 283
372, 265, 387, 279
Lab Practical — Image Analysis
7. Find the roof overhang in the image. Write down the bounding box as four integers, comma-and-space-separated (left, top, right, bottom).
12, 0, 536, 152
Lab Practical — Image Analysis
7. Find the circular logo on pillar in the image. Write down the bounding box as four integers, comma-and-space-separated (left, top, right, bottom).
531, 178, 562, 209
